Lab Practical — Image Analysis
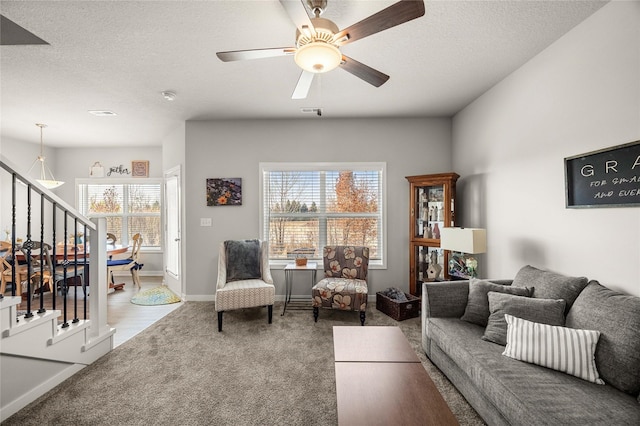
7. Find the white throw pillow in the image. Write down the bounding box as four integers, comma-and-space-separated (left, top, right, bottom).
503, 314, 604, 385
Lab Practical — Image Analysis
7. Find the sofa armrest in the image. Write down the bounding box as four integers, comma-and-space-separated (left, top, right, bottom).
422, 281, 470, 319
421, 280, 470, 357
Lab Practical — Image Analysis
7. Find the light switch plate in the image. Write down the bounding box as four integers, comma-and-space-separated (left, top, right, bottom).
200, 218, 212, 227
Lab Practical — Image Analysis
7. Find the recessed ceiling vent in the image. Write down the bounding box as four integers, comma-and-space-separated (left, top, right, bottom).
88, 110, 117, 116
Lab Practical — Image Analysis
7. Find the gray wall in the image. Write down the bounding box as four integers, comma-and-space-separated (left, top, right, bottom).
184, 118, 452, 300
0, 138, 60, 242
452, 1, 640, 296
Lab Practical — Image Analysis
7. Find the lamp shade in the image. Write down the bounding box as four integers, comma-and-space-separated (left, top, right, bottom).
440, 227, 486, 254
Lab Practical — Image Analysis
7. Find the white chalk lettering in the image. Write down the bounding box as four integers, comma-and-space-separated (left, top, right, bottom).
632, 155, 640, 169
605, 160, 618, 173
590, 180, 606, 187
593, 191, 614, 198
619, 189, 640, 197
581, 164, 594, 177
612, 176, 639, 184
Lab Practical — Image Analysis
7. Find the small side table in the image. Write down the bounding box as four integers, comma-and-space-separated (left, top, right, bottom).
282, 262, 317, 315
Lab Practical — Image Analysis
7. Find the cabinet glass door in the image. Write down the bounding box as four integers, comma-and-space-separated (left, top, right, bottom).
411, 244, 445, 293
414, 184, 446, 241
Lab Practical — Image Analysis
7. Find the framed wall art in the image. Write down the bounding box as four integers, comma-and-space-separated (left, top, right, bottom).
207, 178, 242, 206
131, 160, 149, 177
565, 140, 640, 208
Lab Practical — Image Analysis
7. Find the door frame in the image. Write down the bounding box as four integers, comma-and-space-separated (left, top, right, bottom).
163, 165, 183, 298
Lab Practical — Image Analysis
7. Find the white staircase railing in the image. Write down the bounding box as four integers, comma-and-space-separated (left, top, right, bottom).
0, 154, 115, 421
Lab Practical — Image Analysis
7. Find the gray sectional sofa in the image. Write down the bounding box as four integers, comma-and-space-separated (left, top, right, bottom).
421, 265, 640, 425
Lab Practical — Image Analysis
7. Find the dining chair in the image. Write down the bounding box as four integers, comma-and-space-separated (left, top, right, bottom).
20, 241, 85, 299
312, 246, 369, 326
215, 239, 274, 332
1, 241, 29, 296
106, 233, 143, 289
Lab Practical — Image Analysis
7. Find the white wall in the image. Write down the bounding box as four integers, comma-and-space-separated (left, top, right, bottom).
184, 118, 452, 300
452, 1, 640, 296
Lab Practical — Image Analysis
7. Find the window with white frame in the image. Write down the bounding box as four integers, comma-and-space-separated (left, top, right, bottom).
77, 179, 162, 249
260, 162, 386, 266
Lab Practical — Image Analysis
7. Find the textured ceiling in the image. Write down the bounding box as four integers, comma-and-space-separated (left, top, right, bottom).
0, 0, 608, 148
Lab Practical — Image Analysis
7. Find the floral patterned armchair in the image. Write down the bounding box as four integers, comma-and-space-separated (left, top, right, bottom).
312, 246, 369, 326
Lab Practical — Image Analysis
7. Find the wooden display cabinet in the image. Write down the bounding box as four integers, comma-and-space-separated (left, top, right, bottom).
406, 173, 459, 296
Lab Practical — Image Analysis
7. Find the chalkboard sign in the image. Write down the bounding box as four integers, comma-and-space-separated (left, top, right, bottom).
565, 140, 640, 208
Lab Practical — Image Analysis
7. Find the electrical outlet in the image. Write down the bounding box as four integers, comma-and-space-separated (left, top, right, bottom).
200, 218, 212, 227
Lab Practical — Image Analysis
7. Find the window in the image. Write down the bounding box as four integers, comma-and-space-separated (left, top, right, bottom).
77, 179, 162, 249
260, 163, 386, 267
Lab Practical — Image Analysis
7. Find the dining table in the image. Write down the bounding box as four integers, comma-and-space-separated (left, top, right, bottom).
52, 244, 130, 290
8, 243, 130, 292
52, 243, 128, 261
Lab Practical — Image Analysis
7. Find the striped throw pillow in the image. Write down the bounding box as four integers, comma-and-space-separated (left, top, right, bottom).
503, 314, 604, 384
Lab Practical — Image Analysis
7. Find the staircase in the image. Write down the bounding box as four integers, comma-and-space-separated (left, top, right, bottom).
1, 155, 115, 421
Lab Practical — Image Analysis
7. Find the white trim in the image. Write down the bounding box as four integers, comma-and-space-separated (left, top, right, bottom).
75, 178, 163, 249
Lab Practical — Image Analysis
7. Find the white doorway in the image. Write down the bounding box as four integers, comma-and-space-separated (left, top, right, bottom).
164, 165, 182, 297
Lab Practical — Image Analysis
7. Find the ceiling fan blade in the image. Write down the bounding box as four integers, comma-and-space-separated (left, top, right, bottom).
279, 0, 315, 36
216, 47, 296, 62
292, 70, 315, 99
334, 0, 425, 46
340, 55, 390, 87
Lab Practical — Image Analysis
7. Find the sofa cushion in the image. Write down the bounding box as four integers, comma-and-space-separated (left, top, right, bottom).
461, 278, 532, 326
224, 239, 261, 282
566, 280, 640, 396
511, 265, 588, 312
428, 317, 640, 424
503, 314, 604, 384
482, 292, 566, 345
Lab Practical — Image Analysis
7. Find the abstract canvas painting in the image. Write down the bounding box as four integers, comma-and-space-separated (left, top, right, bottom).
207, 178, 242, 206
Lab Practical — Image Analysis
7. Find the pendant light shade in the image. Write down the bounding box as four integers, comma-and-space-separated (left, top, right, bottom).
28, 123, 64, 189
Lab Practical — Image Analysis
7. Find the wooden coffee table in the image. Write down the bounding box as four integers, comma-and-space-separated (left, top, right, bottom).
333, 326, 458, 426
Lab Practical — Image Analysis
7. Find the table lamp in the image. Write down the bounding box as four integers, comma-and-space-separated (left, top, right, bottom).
440, 227, 487, 278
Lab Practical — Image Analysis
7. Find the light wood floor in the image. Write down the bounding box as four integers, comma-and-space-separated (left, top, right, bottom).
107, 276, 183, 347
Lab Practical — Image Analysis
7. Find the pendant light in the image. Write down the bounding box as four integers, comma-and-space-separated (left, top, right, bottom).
27, 123, 64, 189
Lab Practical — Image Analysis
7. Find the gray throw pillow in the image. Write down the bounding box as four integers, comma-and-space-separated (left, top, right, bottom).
511, 265, 588, 313
482, 292, 566, 345
461, 278, 532, 326
566, 280, 640, 396
225, 239, 261, 282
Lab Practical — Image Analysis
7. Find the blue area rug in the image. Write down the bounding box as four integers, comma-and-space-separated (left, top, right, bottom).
130, 286, 181, 306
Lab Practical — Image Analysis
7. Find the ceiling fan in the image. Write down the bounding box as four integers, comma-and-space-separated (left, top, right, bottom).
216, 0, 425, 99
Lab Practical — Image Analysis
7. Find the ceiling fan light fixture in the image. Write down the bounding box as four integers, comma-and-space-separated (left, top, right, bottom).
294, 41, 341, 73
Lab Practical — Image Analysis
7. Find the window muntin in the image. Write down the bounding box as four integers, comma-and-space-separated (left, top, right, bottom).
77, 179, 162, 249
260, 163, 386, 266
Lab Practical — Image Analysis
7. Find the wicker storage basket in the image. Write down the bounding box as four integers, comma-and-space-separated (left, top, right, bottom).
376, 291, 420, 321
295, 258, 308, 266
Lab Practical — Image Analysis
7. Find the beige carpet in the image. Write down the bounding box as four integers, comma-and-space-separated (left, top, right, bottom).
4, 302, 485, 425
